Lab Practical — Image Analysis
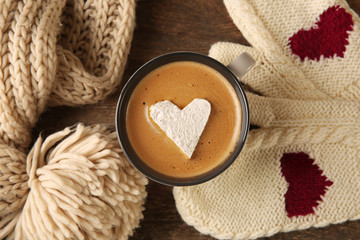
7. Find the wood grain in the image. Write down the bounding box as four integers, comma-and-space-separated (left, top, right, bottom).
34, 0, 360, 239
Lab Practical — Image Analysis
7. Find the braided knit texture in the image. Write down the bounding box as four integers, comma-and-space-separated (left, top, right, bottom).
173, 0, 360, 239
0, 0, 148, 239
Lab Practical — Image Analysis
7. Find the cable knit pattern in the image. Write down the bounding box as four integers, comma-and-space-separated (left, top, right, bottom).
0, 1, 148, 239
173, 0, 360, 239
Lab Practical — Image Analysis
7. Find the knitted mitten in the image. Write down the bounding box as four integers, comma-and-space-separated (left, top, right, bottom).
174, 93, 360, 239
173, 0, 360, 239
209, 0, 360, 101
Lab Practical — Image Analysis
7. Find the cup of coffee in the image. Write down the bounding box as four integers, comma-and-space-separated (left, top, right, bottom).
115, 52, 254, 186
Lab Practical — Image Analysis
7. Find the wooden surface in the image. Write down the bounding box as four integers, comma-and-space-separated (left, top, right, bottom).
35, 1, 360, 239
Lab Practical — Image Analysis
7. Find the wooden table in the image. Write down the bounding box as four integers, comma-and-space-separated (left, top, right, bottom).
36, 1, 360, 239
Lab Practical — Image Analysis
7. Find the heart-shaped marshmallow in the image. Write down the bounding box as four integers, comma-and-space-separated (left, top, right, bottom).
149, 98, 211, 158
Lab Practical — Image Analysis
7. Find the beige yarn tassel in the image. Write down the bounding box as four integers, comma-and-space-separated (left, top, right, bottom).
0, 0, 147, 239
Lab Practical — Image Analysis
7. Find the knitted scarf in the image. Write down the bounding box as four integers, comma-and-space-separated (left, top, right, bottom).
0, 0, 147, 239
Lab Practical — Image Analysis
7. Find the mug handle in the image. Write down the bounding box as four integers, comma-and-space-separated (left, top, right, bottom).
227, 52, 255, 80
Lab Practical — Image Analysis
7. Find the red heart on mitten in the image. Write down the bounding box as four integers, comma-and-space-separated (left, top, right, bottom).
281, 152, 333, 217
289, 6, 353, 61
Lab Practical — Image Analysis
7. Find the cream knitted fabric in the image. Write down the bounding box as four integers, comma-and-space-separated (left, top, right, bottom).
52, 0, 136, 106
174, 0, 360, 239
211, 0, 360, 101
0, 0, 136, 148
0, 0, 148, 239
174, 96, 360, 239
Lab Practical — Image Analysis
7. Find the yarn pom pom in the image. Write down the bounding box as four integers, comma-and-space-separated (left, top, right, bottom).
11, 124, 147, 240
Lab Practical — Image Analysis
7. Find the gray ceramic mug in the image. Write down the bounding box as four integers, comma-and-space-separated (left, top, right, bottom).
115, 52, 254, 186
